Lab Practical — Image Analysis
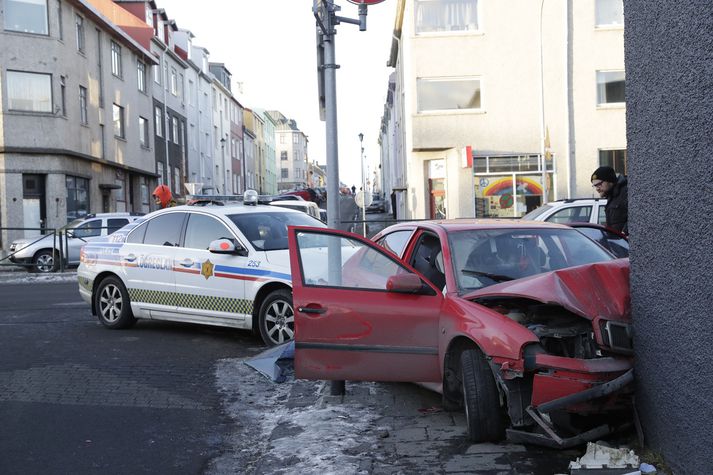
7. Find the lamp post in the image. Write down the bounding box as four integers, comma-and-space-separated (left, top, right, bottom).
359, 132, 367, 237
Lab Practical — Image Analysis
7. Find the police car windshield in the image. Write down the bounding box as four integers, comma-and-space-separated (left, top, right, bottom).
227, 211, 326, 251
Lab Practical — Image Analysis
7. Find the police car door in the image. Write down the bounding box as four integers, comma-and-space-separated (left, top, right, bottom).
121, 212, 185, 319
173, 212, 248, 327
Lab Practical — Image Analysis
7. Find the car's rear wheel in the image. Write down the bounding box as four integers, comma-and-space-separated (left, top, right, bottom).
32, 249, 58, 273
95, 276, 136, 329
258, 289, 294, 346
461, 348, 507, 442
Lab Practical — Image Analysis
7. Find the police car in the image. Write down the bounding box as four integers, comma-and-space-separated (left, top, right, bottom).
77, 191, 325, 346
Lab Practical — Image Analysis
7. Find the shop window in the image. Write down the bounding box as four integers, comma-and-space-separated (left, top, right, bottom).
415, 0, 479, 34
597, 70, 625, 105
5, 0, 49, 35
417, 77, 481, 112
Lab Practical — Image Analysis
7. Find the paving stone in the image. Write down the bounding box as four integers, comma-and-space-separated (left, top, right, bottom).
443, 453, 512, 473
465, 443, 528, 454
387, 426, 428, 442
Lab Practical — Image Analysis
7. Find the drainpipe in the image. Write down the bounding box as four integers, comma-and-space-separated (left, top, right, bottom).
161, 43, 171, 193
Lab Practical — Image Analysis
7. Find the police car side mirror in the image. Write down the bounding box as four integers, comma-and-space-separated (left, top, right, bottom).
208, 238, 248, 256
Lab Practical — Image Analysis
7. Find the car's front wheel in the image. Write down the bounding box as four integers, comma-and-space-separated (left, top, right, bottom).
32, 249, 57, 273
95, 276, 136, 329
460, 348, 507, 442
258, 289, 294, 346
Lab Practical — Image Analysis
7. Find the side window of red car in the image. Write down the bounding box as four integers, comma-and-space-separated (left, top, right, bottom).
409, 233, 445, 290
376, 230, 413, 258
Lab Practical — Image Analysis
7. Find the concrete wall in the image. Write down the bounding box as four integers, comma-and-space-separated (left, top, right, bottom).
624, 1, 713, 473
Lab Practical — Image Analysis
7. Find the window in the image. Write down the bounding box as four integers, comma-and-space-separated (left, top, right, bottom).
110, 41, 122, 78
595, 0, 624, 27
597, 70, 625, 105
65, 175, 89, 221
73, 219, 102, 238
417, 77, 481, 112
377, 230, 413, 257
137, 61, 147, 93
293, 134, 299, 144
75, 14, 84, 52
280, 151, 288, 161
59, 76, 66, 116
280, 134, 286, 144
79, 86, 88, 124
57, 0, 62, 39
546, 206, 593, 224
281, 168, 289, 179
599, 149, 627, 175
173, 167, 180, 195
4, 0, 48, 35
170, 67, 177, 95
183, 214, 233, 250
293, 150, 299, 161
187, 80, 194, 105
112, 103, 124, 138
143, 213, 185, 246
172, 116, 178, 143
139, 116, 149, 147
6, 70, 52, 112
153, 63, 161, 84
157, 161, 165, 185
178, 73, 184, 100
154, 105, 163, 137
415, 0, 479, 34
106, 218, 129, 235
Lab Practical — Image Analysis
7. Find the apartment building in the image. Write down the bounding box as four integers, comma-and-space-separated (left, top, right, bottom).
209, 63, 232, 194
380, 0, 626, 219
0, 0, 157, 246
229, 96, 244, 195
267, 110, 309, 192
257, 109, 277, 195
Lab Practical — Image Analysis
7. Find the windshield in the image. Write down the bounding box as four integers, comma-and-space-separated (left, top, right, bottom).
228, 211, 326, 251
60, 218, 86, 231
522, 204, 553, 220
448, 227, 614, 293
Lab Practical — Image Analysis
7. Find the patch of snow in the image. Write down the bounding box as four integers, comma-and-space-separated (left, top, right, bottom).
0, 273, 77, 285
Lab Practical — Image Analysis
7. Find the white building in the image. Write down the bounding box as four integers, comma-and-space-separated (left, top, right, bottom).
380, 0, 626, 219
267, 110, 309, 192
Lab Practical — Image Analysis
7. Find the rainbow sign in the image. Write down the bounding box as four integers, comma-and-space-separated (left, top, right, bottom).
482, 176, 543, 196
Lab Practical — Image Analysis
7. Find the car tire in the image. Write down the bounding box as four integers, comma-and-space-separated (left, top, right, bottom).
258, 289, 294, 346
460, 348, 507, 442
32, 249, 58, 273
94, 276, 136, 329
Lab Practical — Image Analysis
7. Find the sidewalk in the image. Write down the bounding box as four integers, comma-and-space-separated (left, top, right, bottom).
211, 357, 580, 474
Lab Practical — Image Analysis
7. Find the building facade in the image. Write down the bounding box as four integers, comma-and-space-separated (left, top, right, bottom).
267, 110, 309, 192
1, 0, 157, 247
380, 0, 626, 219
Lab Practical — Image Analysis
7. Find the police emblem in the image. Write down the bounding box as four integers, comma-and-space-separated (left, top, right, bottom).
201, 259, 214, 280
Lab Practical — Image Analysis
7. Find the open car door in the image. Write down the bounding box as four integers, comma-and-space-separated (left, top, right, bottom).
287, 226, 443, 383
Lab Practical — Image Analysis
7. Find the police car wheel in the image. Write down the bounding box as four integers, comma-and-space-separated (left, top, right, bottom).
258, 289, 294, 346
95, 276, 136, 329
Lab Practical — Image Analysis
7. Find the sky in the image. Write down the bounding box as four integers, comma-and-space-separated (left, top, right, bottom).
164, 0, 397, 189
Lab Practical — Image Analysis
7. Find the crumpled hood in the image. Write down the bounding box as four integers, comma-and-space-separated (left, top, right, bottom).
464, 259, 630, 321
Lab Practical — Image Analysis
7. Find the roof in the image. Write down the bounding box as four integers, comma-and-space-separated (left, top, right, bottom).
384, 219, 573, 233
155, 203, 304, 218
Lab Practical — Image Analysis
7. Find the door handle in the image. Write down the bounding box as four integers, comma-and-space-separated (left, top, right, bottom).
180, 259, 194, 268
123, 254, 136, 262
298, 306, 327, 314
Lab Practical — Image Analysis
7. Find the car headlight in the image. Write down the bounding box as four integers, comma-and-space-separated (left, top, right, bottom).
600, 320, 633, 353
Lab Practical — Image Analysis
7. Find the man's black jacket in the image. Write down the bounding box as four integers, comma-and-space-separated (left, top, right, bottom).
605, 175, 628, 235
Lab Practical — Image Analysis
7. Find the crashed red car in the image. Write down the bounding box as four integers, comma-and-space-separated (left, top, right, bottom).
287, 220, 633, 448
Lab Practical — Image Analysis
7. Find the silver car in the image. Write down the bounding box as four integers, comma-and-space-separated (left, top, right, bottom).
8, 213, 143, 273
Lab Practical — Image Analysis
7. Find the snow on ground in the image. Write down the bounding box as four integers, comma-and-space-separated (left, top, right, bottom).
211, 357, 385, 475
0, 272, 77, 285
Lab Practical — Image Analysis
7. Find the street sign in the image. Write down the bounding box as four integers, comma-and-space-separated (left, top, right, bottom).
347, 0, 386, 4
355, 191, 373, 209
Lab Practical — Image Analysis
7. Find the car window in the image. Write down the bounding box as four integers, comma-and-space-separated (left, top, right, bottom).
376, 230, 413, 257
228, 211, 325, 251
296, 231, 410, 291
126, 221, 148, 244
598, 205, 607, 225
576, 227, 629, 258
142, 213, 185, 247
107, 218, 129, 235
522, 204, 553, 220
449, 228, 613, 293
73, 219, 102, 238
409, 233, 445, 290
545, 206, 592, 224
183, 213, 234, 250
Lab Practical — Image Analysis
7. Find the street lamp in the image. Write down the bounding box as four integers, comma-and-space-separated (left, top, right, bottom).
359, 133, 367, 237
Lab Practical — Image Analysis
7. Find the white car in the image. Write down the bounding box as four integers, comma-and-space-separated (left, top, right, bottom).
522, 198, 607, 225
77, 194, 325, 346
9, 212, 143, 273
269, 200, 322, 221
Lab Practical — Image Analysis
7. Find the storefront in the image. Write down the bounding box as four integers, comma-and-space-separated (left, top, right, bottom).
473, 154, 555, 218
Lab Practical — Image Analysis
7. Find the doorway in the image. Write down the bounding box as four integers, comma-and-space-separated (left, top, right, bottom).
22, 174, 46, 237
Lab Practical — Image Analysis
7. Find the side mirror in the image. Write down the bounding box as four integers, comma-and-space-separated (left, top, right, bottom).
208, 238, 248, 256
386, 273, 424, 294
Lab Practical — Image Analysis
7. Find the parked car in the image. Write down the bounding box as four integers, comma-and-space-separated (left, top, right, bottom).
287, 220, 633, 447
77, 193, 325, 346
366, 193, 386, 213
280, 188, 320, 203
522, 198, 607, 225
8, 212, 143, 273
270, 200, 321, 221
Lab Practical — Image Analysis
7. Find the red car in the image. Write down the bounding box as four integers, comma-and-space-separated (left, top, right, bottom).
287, 220, 633, 448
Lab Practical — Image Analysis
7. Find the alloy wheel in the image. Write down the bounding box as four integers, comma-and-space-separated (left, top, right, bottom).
264, 299, 295, 345
99, 284, 123, 323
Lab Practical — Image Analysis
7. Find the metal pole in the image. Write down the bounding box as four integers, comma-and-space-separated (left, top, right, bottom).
360, 135, 367, 237
539, 0, 548, 205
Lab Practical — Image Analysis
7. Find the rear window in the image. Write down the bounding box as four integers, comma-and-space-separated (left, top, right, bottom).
522, 204, 553, 220
228, 211, 325, 251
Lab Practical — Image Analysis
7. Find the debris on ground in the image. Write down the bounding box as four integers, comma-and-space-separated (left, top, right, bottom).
569, 441, 641, 474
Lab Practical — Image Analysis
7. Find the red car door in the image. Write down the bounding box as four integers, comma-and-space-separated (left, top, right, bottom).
288, 226, 443, 383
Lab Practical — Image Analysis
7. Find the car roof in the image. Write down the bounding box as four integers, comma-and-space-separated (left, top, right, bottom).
382, 219, 573, 233
84, 212, 143, 219
270, 200, 318, 207
148, 203, 304, 218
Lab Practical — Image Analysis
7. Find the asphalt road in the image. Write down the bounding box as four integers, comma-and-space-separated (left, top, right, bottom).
0, 280, 264, 475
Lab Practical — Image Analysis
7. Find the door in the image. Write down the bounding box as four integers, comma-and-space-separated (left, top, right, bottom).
288, 227, 443, 383
121, 212, 185, 318
22, 174, 45, 238
173, 212, 247, 325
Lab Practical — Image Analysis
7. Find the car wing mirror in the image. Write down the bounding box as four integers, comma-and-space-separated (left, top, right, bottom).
386, 273, 425, 294
208, 238, 248, 256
